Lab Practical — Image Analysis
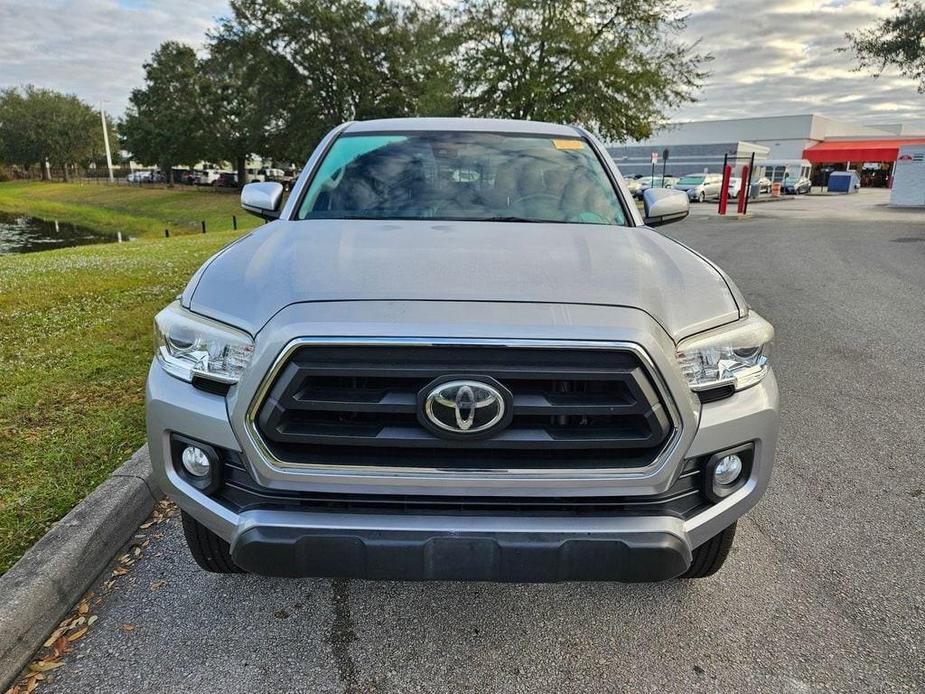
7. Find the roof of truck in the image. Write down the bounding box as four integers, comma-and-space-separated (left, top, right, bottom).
343, 117, 583, 137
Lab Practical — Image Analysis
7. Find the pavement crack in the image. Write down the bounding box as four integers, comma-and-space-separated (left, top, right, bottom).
329, 577, 361, 694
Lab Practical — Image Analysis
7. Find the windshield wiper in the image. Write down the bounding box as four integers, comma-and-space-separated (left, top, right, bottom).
478, 216, 549, 223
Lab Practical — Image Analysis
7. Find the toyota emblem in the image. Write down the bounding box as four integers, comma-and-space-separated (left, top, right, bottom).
420, 378, 510, 437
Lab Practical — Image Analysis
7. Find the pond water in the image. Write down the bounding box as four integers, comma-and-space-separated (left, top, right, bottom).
0, 211, 117, 254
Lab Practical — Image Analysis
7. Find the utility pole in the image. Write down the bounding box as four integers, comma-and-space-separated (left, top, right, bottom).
100, 100, 114, 183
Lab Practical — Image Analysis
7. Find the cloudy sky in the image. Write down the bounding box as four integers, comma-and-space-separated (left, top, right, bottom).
0, 0, 920, 128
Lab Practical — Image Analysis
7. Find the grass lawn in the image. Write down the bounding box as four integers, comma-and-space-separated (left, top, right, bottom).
0, 182, 259, 572
0, 181, 262, 239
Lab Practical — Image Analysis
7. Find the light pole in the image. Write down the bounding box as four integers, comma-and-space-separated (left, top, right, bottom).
99, 99, 114, 183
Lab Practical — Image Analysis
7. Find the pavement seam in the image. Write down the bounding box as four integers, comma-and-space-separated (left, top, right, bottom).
329, 578, 361, 694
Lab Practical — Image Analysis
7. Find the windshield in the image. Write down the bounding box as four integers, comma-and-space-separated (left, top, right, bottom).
297, 132, 626, 226
678, 176, 705, 185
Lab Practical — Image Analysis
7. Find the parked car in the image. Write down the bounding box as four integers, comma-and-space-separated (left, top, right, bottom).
727, 177, 742, 199
782, 176, 811, 194
126, 170, 165, 184
147, 117, 778, 583
194, 169, 226, 186
673, 173, 723, 202
625, 177, 644, 195
213, 172, 239, 188
256, 168, 285, 183
756, 177, 772, 194
281, 168, 300, 191
630, 175, 675, 199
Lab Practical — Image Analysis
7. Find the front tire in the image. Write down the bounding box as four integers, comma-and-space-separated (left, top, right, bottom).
680, 522, 736, 579
698, 191, 706, 203
181, 511, 246, 573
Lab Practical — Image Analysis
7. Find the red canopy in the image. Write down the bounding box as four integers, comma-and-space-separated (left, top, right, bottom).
803, 138, 925, 163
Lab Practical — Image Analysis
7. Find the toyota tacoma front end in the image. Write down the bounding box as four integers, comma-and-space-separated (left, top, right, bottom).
146, 118, 778, 582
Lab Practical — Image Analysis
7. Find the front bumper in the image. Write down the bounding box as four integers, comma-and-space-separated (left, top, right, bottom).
147, 366, 778, 581
231, 513, 690, 581
147, 302, 778, 581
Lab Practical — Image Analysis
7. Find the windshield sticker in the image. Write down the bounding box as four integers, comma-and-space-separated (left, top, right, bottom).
553, 139, 584, 150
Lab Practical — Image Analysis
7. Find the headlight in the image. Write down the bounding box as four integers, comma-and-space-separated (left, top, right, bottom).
154, 302, 254, 384
676, 311, 773, 392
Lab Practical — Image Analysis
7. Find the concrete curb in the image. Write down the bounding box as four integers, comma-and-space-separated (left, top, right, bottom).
0, 445, 159, 689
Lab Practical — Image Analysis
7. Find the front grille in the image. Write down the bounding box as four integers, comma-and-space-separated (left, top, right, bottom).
253, 345, 674, 470
216, 452, 707, 519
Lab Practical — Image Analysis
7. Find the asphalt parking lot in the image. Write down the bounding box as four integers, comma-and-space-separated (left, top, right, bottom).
38, 190, 925, 694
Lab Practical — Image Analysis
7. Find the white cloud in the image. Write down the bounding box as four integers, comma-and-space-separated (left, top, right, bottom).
0, 0, 919, 127
673, 0, 921, 124
0, 0, 228, 114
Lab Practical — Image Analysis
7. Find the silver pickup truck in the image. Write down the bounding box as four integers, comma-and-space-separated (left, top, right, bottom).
147, 118, 778, 582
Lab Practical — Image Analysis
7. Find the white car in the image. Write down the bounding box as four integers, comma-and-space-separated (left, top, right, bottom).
630, 175, 675, 199
727, 177, 742, 199
194, 169, 227, 186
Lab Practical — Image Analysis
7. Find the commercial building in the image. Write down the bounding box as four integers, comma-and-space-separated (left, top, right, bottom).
609, 114, 925, 189
607, 141, 768, 180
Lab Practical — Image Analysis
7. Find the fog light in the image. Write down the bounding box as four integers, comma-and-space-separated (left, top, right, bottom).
714, 454, 743, 485
181, 446, 211, 477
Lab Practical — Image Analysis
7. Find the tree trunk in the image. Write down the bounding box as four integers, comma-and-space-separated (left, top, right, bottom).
62, 163, 69, 183
40, 160, 49, 181
236, 156, 247, 188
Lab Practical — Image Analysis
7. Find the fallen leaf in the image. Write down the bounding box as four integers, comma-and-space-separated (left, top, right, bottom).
52, 637, 70, 655
87, 615, 98, 626
27, 661, 64, 673
67, 628, 88, 642
77, 601, 89, 615
121, 624, 135, 632
139, 521, 154, 529
42, 627, 67, 648
149, 580, 167, 592
112, 567, 129, 576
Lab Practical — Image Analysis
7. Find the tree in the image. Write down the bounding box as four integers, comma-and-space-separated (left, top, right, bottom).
0, 86, 102, 180
453, 0, 709, 141
207, 0, 459, 168
200, 14, 292, 185
845, 1, 925, 92
120, 42, 209, 183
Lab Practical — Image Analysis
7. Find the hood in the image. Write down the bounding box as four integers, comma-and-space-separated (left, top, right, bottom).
186, 219, 740, 340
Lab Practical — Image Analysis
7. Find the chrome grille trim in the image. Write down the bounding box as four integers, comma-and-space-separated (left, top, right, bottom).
244, 338, 684, 480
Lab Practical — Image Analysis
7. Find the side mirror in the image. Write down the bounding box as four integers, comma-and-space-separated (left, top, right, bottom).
241, 182, 284, 221
642, 188, 689, 227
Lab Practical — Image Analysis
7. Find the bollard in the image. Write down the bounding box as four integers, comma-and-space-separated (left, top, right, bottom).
737, 165, 749, 214
201, 220, 206, 234
232, 215, 237, 230
718, 160, 731, 216
165, 229, 169, 238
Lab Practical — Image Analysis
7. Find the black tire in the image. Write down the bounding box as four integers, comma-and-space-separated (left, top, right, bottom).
181, 511, 246, 573
679, 522, 736, 579
698, 191, 706, 203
